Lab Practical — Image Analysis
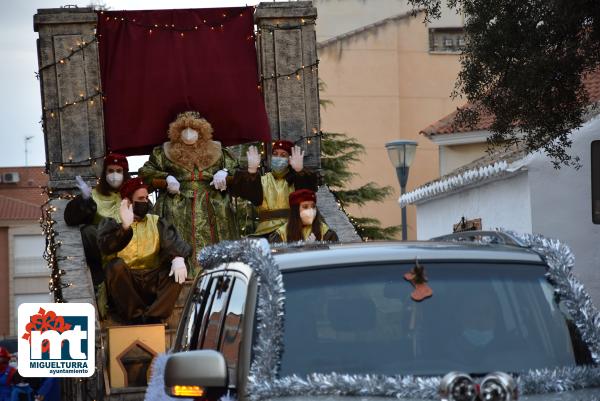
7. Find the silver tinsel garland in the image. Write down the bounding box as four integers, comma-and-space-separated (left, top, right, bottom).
198, 239, 286, 381
501, 230, 600, 363
245, 233, 600, 400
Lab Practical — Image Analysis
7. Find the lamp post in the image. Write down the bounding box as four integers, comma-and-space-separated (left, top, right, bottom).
24, 136, 34, 167
385, 140, 418, 240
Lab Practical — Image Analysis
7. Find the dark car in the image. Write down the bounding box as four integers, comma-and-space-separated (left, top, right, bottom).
158, 232, 600, 401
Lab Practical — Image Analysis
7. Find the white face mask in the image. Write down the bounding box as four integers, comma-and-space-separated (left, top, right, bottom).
106, 172, 123, 189
300, 208, 317, 226
181, 128, 199, 145
271, 156, 289, 173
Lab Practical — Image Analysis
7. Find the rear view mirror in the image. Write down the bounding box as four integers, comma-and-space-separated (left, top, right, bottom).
164, 350, 228, 398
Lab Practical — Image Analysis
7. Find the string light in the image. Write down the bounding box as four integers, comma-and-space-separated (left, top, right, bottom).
37, 38, 98, 74
46, 155, 104, 172
292, 129, 323, 146
99, 8, 250, 34
260, 60, 319, 83
40, 188, 77, 303
43, 91, 103, 116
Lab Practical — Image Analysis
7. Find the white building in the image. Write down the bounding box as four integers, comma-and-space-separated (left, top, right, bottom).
400, 111, 600, 303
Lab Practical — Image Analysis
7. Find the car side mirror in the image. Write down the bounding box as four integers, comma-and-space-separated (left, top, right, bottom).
164, 350, 228, 398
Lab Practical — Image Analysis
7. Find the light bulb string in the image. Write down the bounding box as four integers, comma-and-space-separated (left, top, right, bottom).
40, 188, 70, 303
99, 8, 251, 33
43, 91, 103, 115
46, 155, 104, 169
260, 60, 319, 83
36, 37, 98, 75
292, 130, 323, 146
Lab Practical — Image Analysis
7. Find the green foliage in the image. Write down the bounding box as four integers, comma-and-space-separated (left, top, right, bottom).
320, 132, 401, 240
407, 0, 600, 167
353, 217, 402, 240
321, 132, 364, 188
335, 183, 394, 207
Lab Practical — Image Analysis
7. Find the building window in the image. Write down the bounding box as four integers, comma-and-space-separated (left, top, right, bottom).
12, 234, 51, 334
592, 141, 600, 224
14, 235, 46, 276
14, 293, 52, 335
429, 28, 465, 53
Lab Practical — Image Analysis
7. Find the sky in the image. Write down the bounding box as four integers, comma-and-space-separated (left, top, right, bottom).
0, 0, 269, 171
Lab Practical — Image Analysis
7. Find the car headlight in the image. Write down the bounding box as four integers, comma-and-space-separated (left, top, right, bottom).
439, 372, 477, 401
480, 372, 518, 401
439, 371, 518, 401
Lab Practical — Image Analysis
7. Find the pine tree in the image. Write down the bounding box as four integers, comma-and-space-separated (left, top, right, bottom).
319, 79, 400, 240
320, 128, 401, 240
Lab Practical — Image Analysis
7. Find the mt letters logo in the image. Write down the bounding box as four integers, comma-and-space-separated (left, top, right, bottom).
18, 303, 95, 377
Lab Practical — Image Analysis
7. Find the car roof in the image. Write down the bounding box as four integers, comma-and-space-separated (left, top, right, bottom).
271, 241, 544, 271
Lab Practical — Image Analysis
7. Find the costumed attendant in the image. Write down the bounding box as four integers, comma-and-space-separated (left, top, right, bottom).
9, 379, 34, 401
139, 111, 238, 276
64, 153, 130, 289
230, 140, 317, 238
97, 178, 191, 324
269, 189, 338, 243
0, 347, 16, 401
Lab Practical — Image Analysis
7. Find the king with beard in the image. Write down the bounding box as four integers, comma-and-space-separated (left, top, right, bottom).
139, 111, 239, 276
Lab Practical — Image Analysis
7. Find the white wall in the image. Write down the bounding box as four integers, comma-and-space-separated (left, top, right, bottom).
315, 0, 413, 42
528, 115, 600, 304
314, 0, 463, 42
416, 172, 532, 240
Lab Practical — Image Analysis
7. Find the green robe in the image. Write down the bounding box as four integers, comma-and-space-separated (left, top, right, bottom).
139, 145, 240, 276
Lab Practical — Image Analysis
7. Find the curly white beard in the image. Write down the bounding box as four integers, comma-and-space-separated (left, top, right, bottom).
164, 138, 222, 171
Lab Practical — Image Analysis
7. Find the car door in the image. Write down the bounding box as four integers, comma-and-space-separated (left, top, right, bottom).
174, 265, 252, 390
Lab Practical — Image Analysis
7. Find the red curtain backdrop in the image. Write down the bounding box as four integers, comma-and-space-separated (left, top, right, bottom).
97, 8, 271, 155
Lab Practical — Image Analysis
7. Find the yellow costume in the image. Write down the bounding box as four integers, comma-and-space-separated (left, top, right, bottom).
271, 221, 336, 243
109, 214, 160, 270
91, 188, 121, 224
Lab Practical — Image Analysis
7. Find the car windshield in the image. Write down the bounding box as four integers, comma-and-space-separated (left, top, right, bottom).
278, 262, 590, 377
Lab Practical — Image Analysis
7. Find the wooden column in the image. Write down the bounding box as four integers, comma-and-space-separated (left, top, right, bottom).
34, 7, 105, 190
255, 2, 321, 169
34, 7, 99, 304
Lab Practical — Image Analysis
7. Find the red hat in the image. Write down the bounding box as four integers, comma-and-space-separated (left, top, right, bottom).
0, 347, 10, 359
104, 152, 129, 173
272, 140, 293, 155
119, 177, 149, 200
289, 189, 317, 206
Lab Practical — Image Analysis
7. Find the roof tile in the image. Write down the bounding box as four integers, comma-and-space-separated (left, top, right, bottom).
0, 166, 48, 221
421, 69, 600, 136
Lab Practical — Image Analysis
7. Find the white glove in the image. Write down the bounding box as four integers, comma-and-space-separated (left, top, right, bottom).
119, 199, 134, 230
289, 146, 304, 172
246, 146, 261, 174
210, 170, 228, 191
306, 233, 316, 243
166, 175, 180, 194
169, 256, 187, 284
75, 175, 92, 199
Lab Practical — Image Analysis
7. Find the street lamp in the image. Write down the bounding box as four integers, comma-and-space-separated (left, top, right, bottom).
385, 140, 418, 240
